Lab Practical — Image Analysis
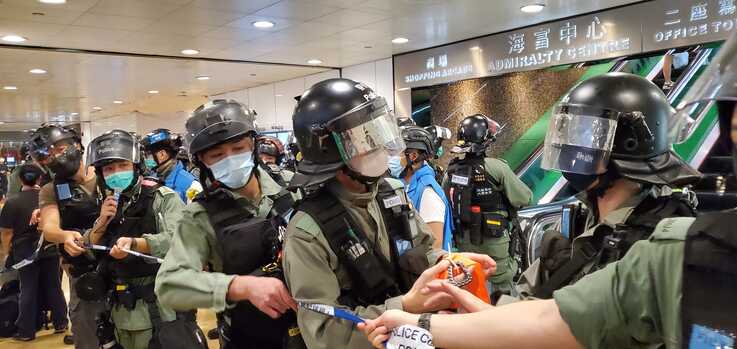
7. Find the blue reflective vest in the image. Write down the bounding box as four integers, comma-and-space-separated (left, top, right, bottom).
163, 161, 199, 203
406, 164, 454, 251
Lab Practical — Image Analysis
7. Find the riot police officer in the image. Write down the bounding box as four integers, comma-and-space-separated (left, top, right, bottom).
35, 124, 104, 349
141, 128, 202, 203
282, 78, 494, 349
359, 37, 737, 348
155, 99, 301, 348
84, 129, 203, 349
443, 114, 532, 294
388, 126, 454, 250
257, 135, 295, 186
8, 142, 51, 194
517, 72, 701, 299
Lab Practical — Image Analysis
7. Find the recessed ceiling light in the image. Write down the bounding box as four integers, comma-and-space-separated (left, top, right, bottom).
1, 35, 27, 43
470, 46, 481, 51
92, 106, 102, 111
195, 76, 210, 80
275, 94, 284, 97
3, 86, 18, 90
392, 37, 409, 44
0, 122, 5, 125
148, 90, 159, 94
307, 59, 323, 65
113, 100, 123, 104
39, 0, 66, 4
70, 112, 79, 116
520, 4, 545, 13
252, 20, 275, 29
29, 68, 47, 74
181, 49, 200, 55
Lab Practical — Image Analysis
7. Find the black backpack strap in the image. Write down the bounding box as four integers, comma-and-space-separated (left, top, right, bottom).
682, 211, 737, 348
268, 189, 295, 220
298, 193, 399, 306
535, 238, 600, 299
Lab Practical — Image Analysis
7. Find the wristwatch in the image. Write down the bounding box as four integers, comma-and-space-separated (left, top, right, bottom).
418, 313, 432, 331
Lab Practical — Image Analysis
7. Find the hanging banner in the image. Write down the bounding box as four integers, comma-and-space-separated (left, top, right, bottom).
394, 0, 737, 91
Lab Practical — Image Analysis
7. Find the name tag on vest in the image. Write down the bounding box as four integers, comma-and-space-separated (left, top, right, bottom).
383, 195, 402, 209
451, 174, 469, 186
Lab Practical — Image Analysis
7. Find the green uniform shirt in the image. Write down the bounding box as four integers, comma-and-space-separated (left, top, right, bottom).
283, 178, 443, 349
155, 167, 288, 313
554, 216, 693, 348
107, 183, 184, 331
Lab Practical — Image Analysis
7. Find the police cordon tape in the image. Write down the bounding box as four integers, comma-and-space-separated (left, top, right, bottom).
297, 302, 434, 349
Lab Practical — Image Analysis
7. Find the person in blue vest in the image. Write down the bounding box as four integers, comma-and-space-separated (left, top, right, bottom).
141, 129, 202, 203
388, 126, 454, 250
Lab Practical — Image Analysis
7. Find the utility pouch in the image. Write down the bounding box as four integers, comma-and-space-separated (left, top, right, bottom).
482, 212, 508, 239
397, 244, 430, 290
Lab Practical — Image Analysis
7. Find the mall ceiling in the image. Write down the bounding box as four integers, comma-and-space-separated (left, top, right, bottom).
0, 0, 643, 130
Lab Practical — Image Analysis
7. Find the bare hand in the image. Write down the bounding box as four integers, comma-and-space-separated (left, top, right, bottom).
29, 209, 41, 226
401, 260, 454, 313
426, 280, 493, 313
62, 230, 85, 257
458, 252, 496, 277
227, 276, 297, 319
95, 196, 118, 230
358, 310, 420, 349
110, 237, 133, 260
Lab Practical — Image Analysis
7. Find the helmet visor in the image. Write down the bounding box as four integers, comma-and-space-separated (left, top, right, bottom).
87, 135, 140, 166
541, 104, 619, 175
184, 102, 256, 154
328, 98, 405, 176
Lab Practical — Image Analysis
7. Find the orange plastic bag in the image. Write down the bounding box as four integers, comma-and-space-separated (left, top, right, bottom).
436, 254, 490, 307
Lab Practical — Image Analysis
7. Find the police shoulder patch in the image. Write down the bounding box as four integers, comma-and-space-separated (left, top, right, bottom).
650, 217, 694, 242
291, 211, 320, 239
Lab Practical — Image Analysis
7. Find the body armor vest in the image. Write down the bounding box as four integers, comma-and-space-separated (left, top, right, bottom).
54, 177, 101, 276
535, 192, 697, 299
446, 156, 510, 245
298, 179, 429, 308
101, 182, 160, 280
682, 210, 737, 349
196, 186, 301, 348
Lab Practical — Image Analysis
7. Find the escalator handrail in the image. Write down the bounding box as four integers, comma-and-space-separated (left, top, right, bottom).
666, 48, 712, 105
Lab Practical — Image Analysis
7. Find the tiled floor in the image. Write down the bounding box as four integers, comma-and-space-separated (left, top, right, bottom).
0, 272, 220, 349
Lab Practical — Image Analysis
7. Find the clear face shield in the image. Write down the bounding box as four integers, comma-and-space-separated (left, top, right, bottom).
327, 97, 406, 177
541, 104, 619, 175
671, 34, 737, 144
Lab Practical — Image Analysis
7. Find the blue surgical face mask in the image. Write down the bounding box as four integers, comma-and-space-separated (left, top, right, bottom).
145, 157, 157, 169
387, 155, 405, 178
105, 170, 135, 192
208, 151, 254, 189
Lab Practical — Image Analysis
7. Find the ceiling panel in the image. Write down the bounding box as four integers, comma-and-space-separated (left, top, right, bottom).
88, 0, 184, 19
252, 1, 341, 21
164, 4, 248, 26
0, 47, 330, 131
72, 13, 156, 31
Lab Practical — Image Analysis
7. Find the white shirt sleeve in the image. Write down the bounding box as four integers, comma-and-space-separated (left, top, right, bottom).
418, 187, 446, 224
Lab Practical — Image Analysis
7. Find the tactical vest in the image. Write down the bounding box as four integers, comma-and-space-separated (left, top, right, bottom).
54, 177, 101, 276
534, 192, 697, 299
446, 156, 511, 246
298, 179, 429, 308
53, 178, 100, 231
101, 182, 160, 280
682, 210, 737, 349
196, 187, 302, 349
263, 163, 288, 187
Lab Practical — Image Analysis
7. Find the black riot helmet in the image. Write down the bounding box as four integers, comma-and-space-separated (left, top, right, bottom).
184, 99, 257, 160
141, 128, 182, 155
402, 126, 435, 158
542, 72, 700, 192
291, 78, 405, 186
28, 124, 83, 179
87, 130, 143, 171
424, 125, 452, 158
19, 142, 31, 162
87, 130, 144, 192
456, 114, 501, 155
